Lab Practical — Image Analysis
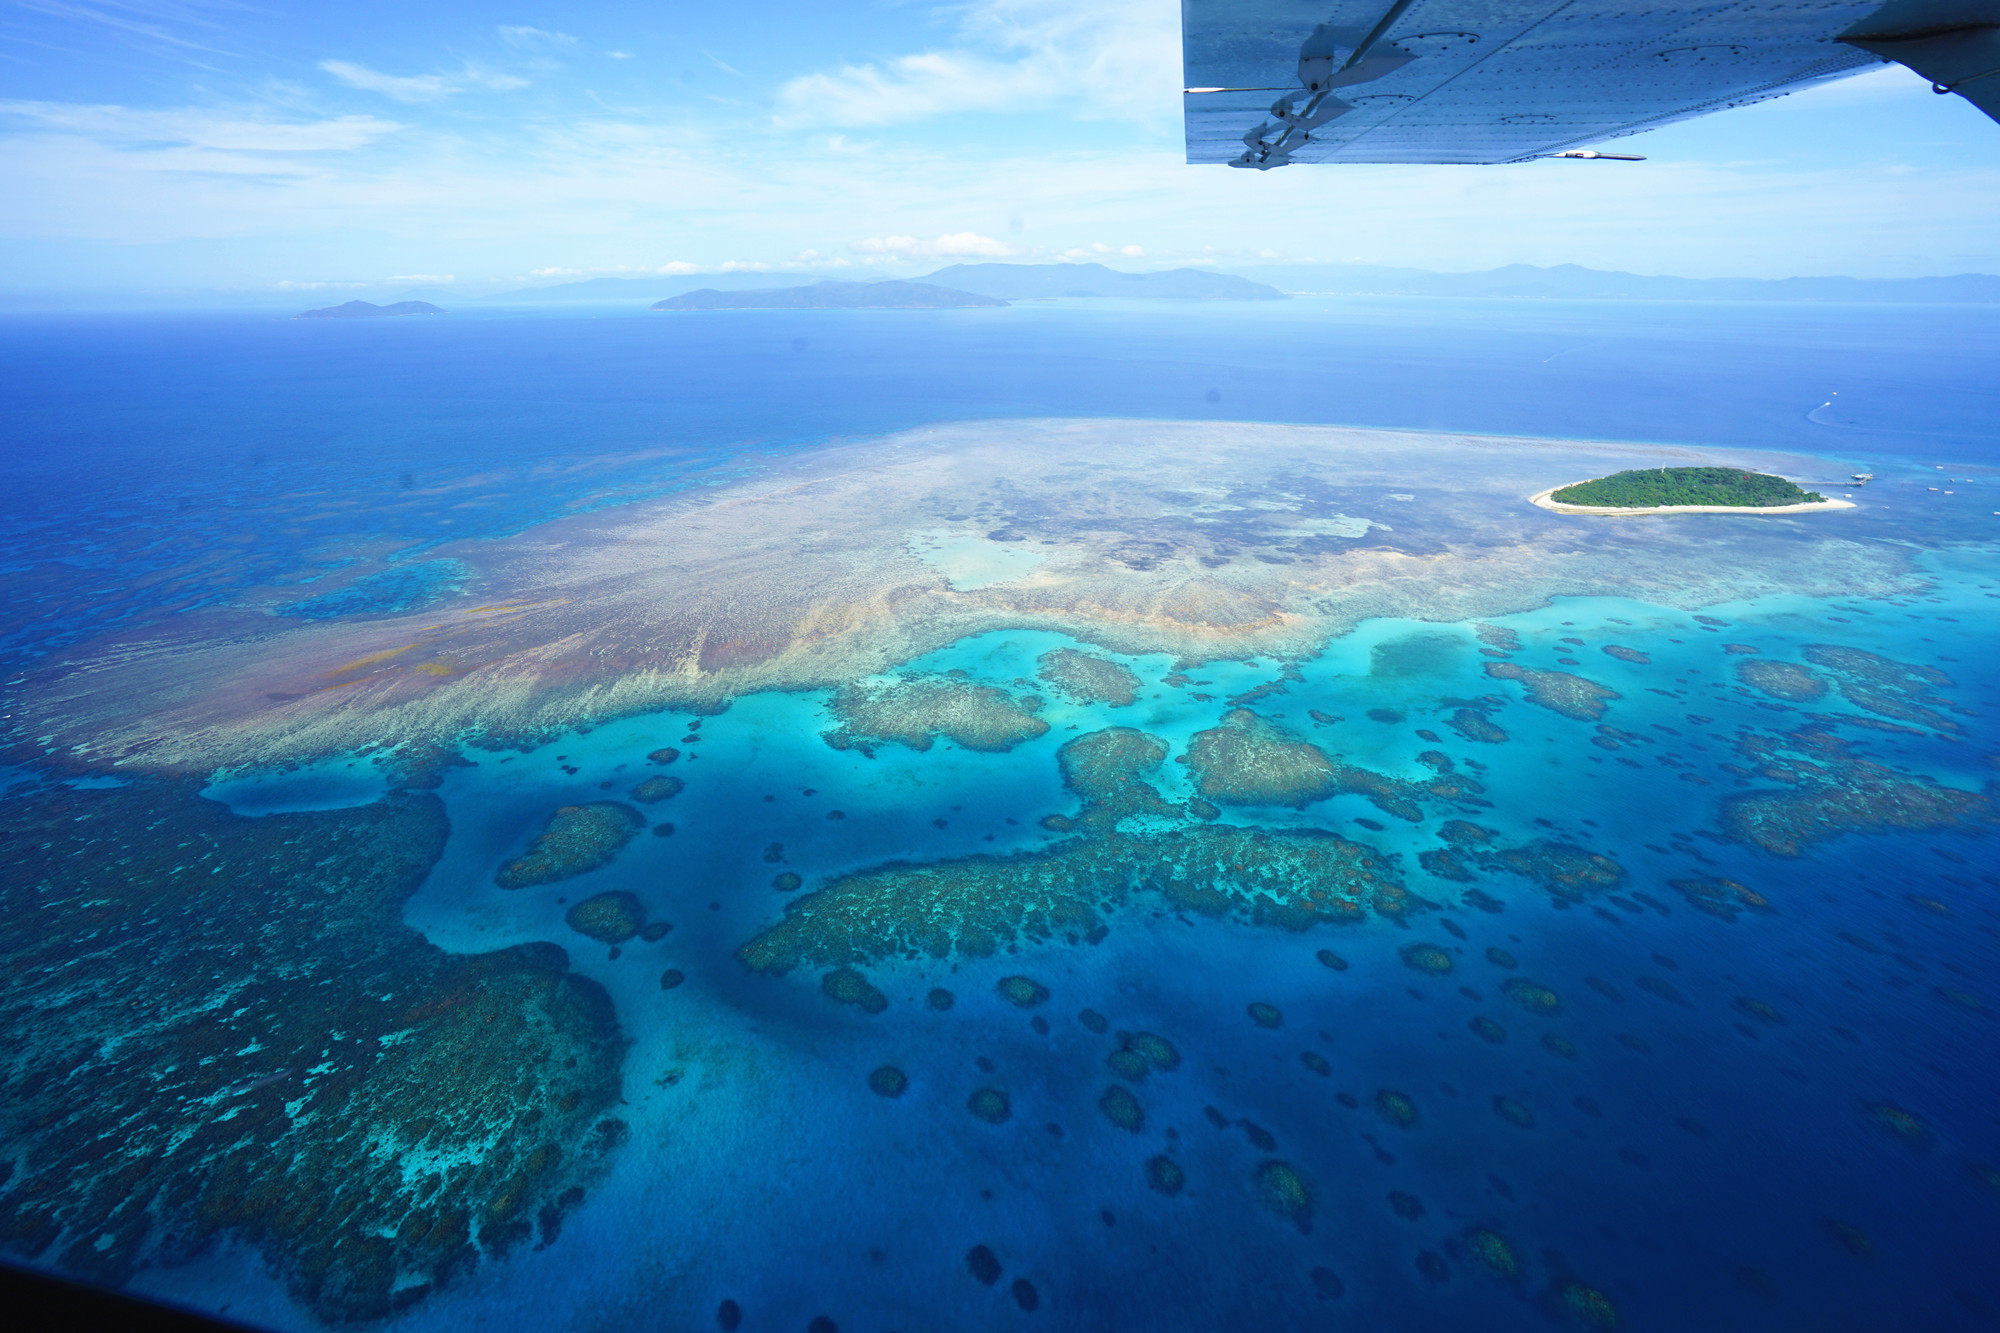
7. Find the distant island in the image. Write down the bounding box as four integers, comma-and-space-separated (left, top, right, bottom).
1536, 467, 1849, 515
920, 262, 1286, 301
653, 281, 1004, 311
296, 300, 444, 320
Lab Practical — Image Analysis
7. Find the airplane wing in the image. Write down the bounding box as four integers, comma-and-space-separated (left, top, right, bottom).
1183, 0, 2000, 167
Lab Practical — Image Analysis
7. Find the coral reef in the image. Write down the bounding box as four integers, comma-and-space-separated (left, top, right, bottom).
967, 1088, 1011, 1124
1485, 947, 1518, 968
1400, 943, 1454, 975
1144, 1156, 1186, 1196
1187, 710, 1489, 821
1722, 724, 1991, 856
1256, 1161, 1313, 1232
1375, 1090, 1419, 1128
823, 677, 1048, 754
1037, 648, 1141, 707
1483, 662, 1618, 721
867, 1066, 908, 1098
1447, 709, 1509, 743
1470, 1016, 1508, 1043
630, 775, 684, 803
967, 1245, 1001, 1285
737, 814, 1408, 972
1099, 1086, 1144, 1132
1561, 1280, 1620, 1329
773, 872, 803, 892
1670, 877, 1771, 921
1541, 1034, 1577, 1058
1601, 645, 1649, 664
1867, 1103, 1930, 1145
1059, 728, 1179, 828
495, 802, 643, 888
1478, 841, 1624, 904
820, 967, 888, 1014
1501, 979, 1562, 1014
1493, 1096, 1535, 1128
565, 890, 648, 945
1247, 1002, 1284, 1029
0, 782, 624, 1321
1315, 949, 1349, 971
1735, 660, 1827, 703
997, 975, 1051, 1007
1184, 709, 1339, 807
1467, 1228, 1519, 1277
646, 746, 680, 765
1803, 644, 1958, 732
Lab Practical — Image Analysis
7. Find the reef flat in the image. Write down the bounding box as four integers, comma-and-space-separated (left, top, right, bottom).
0, 782, 626, 1320
22, 420, 1920, 774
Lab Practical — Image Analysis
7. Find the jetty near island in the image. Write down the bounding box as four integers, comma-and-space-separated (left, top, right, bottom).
1532, 466, 1855, 516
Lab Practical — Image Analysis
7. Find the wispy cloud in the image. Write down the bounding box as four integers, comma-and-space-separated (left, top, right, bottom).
498, 25, 577, 51
852, 232, 1018, 258
389, 273, 453, 283
319, 59, 529, 102
0, 99, 401, 150
775, 0, 1177, 129
12, 0, 233, 55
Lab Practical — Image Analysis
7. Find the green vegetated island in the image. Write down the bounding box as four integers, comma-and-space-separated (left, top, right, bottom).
296, 300, 444, 319
1549, 467, 1828, 509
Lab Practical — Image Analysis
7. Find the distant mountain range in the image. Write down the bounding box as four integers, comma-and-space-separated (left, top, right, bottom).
1234, 262, 2000, 303
653, 281, 1006, 311
477, 272, 820, 303
467, 261, 2000, 307
482, 263, 1286, 304
919, 263, 1286, 300
297, 299, 444, 319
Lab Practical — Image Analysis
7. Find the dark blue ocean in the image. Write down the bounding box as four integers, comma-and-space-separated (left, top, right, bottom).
1, 298, 1997, 1333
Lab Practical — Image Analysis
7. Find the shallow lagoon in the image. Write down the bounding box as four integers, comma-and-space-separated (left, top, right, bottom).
2, 300, 1996, 1331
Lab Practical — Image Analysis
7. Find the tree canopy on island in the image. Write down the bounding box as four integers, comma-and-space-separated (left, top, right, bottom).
1552, 467, 1824, 508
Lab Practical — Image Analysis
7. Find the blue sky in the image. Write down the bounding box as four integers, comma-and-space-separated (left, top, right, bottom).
3, 0, 1998, 293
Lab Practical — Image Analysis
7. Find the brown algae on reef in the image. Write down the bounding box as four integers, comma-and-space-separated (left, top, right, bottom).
1399, 943, 1454, 975
822, 676, 1049, 754
1483, 661, 1619, 721
1501, 978, 1562, 1014
821, 966, 889, 1014
564, 890, 649, 945
1735, 659, 1827, 702
496, 801, 644, 888
1037, 647, 1141, 706
630, 774, 685, 803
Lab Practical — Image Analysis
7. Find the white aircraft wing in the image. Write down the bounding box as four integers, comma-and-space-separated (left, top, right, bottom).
1184, 0, 2000, 167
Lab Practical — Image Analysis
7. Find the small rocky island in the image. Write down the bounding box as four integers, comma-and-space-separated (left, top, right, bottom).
653, 280, 1005, 311
1540, 466, 1840, 514
296, 300, 444, 320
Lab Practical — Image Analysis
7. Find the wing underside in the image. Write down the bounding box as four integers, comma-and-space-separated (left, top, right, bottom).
1183, 0, 1890, 165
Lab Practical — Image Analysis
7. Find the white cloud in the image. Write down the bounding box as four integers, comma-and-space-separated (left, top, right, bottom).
775, 0, 1178, 129
851, 232, 1018, 257
319, 60, 529, 102
0, 100, 401, 152
607, 51, 634, 60
498, 26, 577, 51
390, 273, 453, 283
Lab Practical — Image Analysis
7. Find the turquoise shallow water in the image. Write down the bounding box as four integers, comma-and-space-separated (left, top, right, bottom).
161, 570, 1998, 1333
2, 301, 1997, 1332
